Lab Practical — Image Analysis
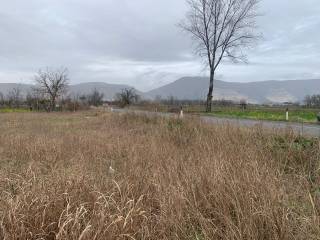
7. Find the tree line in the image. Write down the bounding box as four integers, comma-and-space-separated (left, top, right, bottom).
1, 67, 318, 111
0, 67, 140, 111
304, 95, 320, 108
0, 86, 105, 111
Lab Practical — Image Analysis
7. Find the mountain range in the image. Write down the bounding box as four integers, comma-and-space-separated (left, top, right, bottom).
147, 77, 320, 103
0, 78, 319, 103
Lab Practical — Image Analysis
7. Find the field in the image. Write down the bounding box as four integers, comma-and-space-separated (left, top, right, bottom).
132, 104, 320, 124
205, 107, 319, 123
0, 111, 319, 239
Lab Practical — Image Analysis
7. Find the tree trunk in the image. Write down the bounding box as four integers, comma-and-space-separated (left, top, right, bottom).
50, 96, 56, 112
206, 69, 215, 112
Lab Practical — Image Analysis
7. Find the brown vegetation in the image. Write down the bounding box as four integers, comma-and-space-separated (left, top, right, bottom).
0, 111, 319, 239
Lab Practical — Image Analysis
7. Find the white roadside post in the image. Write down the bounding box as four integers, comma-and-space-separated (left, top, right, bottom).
286, 108, 289, 121
180, 106, 184, 119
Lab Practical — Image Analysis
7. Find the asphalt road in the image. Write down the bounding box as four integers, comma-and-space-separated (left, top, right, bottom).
200, 115, 320, 137
112, 108, 320, 137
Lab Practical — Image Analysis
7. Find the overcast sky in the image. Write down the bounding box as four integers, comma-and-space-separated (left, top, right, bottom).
0, 0, 319, 91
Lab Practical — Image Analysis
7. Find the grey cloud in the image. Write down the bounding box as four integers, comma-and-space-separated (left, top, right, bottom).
0, 0, 319, 91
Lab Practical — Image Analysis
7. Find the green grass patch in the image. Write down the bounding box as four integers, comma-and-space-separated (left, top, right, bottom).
0, 108, 30, 113
205, 107, 319, 123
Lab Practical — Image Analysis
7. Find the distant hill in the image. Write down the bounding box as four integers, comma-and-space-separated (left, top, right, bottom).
0, 83, 33, 97
1, 78, 319, 103
146, 77, 320, 103
0, 82, 141, 101
69, 82, 142, 101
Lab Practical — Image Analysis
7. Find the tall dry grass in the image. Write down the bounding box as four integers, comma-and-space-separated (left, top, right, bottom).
0, 111, 319, 239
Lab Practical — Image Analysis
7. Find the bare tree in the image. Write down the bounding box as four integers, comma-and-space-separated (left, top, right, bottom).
304, 95, 312, 108
88, 89, 104, 107
26, 91, 46, 111
240, 98, 248, 110
116, 88, 140, 107
180, 0, 260, 112
304, 94, 320, 108
34, 67, 69, 111
7, 87, 22, 108
0, 92, 4, 106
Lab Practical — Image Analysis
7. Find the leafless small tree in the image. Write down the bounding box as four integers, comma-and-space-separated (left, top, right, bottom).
180, 0, 260, 112
7, 87, 22, 108
240, 98, 248, 110
87, 89, 104, 107
0, 92, 4, 106
304, 94, 320, 108
116, 88, 140, 107
34, 67, 69, 111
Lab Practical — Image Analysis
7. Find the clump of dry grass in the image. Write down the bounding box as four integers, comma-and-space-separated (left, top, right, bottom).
0, 111, 319, 239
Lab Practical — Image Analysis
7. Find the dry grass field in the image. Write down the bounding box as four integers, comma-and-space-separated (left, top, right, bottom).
0, 111, 319, 239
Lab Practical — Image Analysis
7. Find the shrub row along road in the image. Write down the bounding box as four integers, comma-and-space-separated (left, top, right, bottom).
113, 108, 320, 137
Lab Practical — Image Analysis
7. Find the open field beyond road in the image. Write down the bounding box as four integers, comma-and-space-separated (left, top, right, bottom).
0, 111, 319, 239
115, 108, 320, 137
132, 105, 320, 124
205, 108, 319, 123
